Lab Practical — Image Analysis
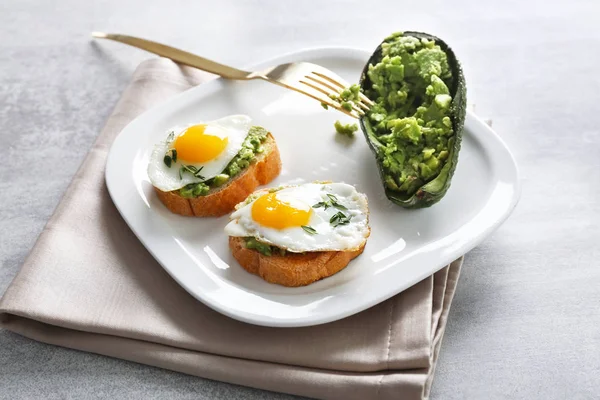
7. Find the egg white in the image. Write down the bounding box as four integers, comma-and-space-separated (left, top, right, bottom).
225, 182, 370, 253
148, 115, 251, 192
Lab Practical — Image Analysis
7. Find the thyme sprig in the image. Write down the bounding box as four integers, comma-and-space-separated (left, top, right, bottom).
179, 165, 205, 180
329, 211, 352, 227
163, 149, 177, 168
301, 225, 317, 235
312, 193, 347, 211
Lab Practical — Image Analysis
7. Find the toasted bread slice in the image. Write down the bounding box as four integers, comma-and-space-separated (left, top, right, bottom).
229, 236, 366, 287
154, 133, 281, 217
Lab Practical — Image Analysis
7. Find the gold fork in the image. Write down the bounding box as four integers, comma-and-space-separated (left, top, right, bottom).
92, 32, 374, 119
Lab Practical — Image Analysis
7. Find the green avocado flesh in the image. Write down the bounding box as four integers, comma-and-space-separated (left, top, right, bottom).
334, 120, 358, 136
178, 126, 269, 198
360, 31, 466, 208
244, 237, 288, 257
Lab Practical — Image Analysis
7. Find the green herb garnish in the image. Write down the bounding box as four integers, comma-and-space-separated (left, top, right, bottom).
313, 194, 347, 211
312, 201, 330, 210
301, 225, 317, 235
327, 194, 348, 210
179, 165, 205, 180
329, 211, 352, 227
163, 149, 177, 168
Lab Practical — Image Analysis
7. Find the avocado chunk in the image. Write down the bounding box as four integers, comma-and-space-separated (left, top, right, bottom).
334, 120, 358, 136
180, 182, 210, 198
359, 31, 466, 208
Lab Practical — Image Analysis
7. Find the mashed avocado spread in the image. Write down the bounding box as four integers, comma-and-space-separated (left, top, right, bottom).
245, 237, 273, 256
244, 237, 288, 257
364, 32, 454, 196
179, 126, 269, 198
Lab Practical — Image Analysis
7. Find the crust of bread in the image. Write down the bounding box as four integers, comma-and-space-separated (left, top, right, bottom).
229, 236, 367, 287
154, 133, 281, 217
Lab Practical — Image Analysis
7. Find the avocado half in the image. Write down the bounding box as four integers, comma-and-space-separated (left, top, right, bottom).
359, 31, 467, 208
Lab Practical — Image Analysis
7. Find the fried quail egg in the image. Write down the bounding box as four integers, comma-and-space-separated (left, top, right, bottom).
148, 115, 251, 191
225, 182, 370, 253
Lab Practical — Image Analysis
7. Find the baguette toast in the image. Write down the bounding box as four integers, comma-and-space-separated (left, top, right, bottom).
229, 236, 366, 287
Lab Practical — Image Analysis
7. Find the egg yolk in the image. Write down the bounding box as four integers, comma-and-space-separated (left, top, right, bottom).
251, 193, 312, 229
173, 124, 228, 163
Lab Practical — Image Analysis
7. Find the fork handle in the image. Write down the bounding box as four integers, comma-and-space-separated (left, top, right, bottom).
92, 32, 251, 80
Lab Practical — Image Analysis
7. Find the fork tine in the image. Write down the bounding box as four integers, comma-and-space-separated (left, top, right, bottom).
310, 69, 376, 108
300, 79, 365, 116
280, 80, 360, 118
358, 92, 375, 107
311, 71, 346, 89
258, 61, 365, 118
304, 75, 367, 115
299, 80, 364, 117
305, 74, 369, 113
304, 75, 339, 96
310, 71, 374, 109
358, 92, 375, 108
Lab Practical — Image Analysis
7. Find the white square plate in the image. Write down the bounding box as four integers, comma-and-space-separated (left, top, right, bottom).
106, 48, 520, 327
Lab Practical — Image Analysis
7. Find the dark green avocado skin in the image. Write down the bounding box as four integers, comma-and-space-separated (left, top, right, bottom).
359, 31, 467, 209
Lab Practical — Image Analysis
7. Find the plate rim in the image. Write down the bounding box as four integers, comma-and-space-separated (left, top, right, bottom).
106, 47, 521, 327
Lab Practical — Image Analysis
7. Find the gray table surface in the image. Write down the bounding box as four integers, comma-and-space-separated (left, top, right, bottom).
1, 0, 599, 399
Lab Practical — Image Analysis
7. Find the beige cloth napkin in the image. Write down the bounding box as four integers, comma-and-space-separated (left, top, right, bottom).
0, 58, 463, 400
